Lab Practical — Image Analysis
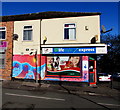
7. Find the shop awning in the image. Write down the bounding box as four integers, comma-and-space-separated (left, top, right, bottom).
89, 57, 95, 60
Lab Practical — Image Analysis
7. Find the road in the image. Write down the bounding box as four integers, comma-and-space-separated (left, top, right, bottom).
2, 88, 120, 109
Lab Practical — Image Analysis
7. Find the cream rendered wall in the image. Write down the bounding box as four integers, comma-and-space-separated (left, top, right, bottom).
14, 20, 41, 55
41, 15, 100, 44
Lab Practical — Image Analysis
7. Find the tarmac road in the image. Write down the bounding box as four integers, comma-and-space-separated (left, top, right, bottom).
2, 88, 120, 109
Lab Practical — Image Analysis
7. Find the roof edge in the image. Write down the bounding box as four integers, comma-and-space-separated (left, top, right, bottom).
1, 11, 101, 22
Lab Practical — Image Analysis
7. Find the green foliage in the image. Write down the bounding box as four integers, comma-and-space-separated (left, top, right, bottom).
98, 34, 120, 74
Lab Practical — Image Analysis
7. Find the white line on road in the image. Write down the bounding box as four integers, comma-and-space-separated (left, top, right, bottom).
98, 103, 120, 107
5, 93, 65, 101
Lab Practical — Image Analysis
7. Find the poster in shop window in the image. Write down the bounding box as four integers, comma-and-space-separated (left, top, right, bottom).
46, 56, 81, 76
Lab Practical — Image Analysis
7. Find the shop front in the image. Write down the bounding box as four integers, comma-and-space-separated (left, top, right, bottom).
12, 44, 107, 85
41, 44, 107, 85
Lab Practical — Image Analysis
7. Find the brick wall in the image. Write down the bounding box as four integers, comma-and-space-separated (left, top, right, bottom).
0, 21, 14, 80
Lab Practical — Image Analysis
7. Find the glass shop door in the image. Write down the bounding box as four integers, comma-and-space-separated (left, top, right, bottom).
89, 60, 97, 85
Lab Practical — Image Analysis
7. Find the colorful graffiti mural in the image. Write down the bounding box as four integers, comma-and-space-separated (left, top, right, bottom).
12, 55, 89, 82
12, 55, 46, 80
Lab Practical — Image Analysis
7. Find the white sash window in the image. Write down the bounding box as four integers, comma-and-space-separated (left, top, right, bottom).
23, 26, 32, 41
64, 24, 76, 40
0, 27, 6, 40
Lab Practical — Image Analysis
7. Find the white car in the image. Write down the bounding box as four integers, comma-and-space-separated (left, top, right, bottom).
98, 73, 111, 81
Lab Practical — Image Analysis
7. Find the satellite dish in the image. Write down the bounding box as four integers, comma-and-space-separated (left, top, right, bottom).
13, 34, 19, 40
101, 25, 113, 34
101, 25, 106, 33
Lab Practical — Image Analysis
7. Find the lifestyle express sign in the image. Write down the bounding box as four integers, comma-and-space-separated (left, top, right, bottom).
42, 47, 107, 54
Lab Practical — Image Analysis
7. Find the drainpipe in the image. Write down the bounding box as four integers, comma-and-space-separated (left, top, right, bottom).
11, 23, 14, 81
39, 19, 42, 85
35, 49, 38, 83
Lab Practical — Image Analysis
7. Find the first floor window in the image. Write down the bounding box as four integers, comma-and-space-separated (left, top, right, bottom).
0, 27, 6, 40
64, 23, 76, 40
23, 26, 32, 41
0, 52, 5, 68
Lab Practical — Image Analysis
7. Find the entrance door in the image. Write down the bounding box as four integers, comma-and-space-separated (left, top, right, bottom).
89, 60, 97, 85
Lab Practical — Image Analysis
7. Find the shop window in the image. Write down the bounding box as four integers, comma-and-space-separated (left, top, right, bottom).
64, 23, 76, 40
0, 27, 6, 40
23, 26, 32, 41
0, 52, 5, 68
46, 56, 81, 76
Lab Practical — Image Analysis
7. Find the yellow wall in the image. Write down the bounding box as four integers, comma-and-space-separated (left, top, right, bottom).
14, 20, 41, 54
41, 15, 100, 44
13, 15, 101, 54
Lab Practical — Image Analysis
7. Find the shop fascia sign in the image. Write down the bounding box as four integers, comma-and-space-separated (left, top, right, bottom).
0, 41, 7, 52
42, 46, 107, 54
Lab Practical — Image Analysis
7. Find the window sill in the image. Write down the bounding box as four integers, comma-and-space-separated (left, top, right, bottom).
22, 40, 33, 42
0, 39, 6, 40
63, 39, 76, 41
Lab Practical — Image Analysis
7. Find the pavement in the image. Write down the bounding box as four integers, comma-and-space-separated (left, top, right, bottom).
1, 80, 120, 101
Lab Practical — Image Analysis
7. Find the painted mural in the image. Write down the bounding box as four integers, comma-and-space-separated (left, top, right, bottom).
12, 55, 46, 80
12, 55, 89, 82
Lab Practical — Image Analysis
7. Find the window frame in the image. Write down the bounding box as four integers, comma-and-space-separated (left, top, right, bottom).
0, 27, 6, 40
63, 23, 76, 40
23, 25, 33, 41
